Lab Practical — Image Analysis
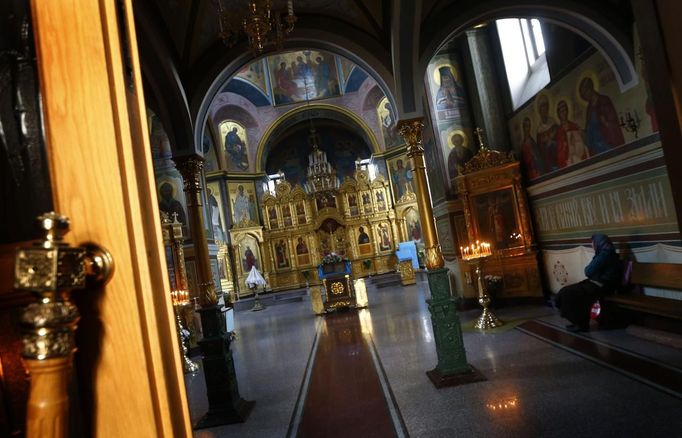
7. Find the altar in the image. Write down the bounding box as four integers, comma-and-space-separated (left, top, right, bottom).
317, 260, 356, 311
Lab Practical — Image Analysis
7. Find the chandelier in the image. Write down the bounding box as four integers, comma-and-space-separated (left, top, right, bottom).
215, 0, 297, 54
304, 128, 340, 194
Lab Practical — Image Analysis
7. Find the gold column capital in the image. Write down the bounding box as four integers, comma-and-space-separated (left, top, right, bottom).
175, 156, 204, 194
174, 155, 217, 306
397, 117, 425, 157
397, 117, 444, 270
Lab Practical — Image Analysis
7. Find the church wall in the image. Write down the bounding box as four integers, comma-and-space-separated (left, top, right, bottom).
506, 32, 681, 299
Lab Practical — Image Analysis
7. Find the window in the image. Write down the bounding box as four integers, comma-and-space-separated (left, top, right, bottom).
265, 170, 286, 193
496, 18, 550, 109
355, 157, 377, 180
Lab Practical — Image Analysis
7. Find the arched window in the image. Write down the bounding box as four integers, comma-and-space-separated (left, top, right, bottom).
496, 18, 550, 109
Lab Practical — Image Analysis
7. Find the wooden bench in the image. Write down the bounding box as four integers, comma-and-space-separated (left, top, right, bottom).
602, 262, 682, 333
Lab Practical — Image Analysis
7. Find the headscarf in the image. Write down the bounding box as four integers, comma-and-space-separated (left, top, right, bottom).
592, 234, 615, 254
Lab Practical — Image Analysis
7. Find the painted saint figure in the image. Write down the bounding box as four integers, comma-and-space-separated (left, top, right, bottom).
446, 132, 473, 180
225, 127, 248, 171
520, 117, 543, 179
435, 66, 465, 112
579, 77, 625, 155
391, 159, 413, 200
275, 61, 298, 101
296, 202, 306, 224
535, 94, 559, 172
556, 100, 588, 166
379, 225, 391, 251
158, 182, 187, 225
275, 240, 288, 268
358, 226, 370, 245
207, 187, 225, 241
380, 101, 399, 147
243, 246, 257, 271
233, 185, 252, 223
296, 237, 308, 255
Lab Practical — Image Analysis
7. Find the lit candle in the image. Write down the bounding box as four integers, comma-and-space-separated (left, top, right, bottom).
288, 0, 294, 16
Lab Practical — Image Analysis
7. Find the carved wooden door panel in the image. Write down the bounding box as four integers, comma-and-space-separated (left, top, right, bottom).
0, 1, 192, 436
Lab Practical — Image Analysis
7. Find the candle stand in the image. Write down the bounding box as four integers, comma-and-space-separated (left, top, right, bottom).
172, 290, 199, 374
250, 285, 265, 312
461, 242, 504, 330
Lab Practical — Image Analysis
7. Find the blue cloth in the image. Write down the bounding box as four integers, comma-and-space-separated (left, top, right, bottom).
396, 241, 419, 269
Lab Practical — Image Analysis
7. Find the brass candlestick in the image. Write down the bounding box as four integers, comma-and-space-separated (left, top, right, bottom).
250, 286, 265, 311
172, 290, 199, 374
461, 241, 503, 330
472, 258, 504, 330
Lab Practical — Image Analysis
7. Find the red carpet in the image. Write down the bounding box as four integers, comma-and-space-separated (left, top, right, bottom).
298, 311, 397, 437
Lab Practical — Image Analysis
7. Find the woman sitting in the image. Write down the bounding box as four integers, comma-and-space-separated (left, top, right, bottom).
555, 234, 622, 332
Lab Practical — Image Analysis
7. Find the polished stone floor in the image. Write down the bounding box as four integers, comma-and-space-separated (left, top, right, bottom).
187, 276, 682, 437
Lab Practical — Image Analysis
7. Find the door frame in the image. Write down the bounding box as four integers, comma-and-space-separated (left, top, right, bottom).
31, 0, 191, 436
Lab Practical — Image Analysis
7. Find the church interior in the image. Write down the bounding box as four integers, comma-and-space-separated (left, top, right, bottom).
1, 0, 682, 437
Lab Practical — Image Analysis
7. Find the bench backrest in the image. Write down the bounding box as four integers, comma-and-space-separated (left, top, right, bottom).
630, 262, 682, 290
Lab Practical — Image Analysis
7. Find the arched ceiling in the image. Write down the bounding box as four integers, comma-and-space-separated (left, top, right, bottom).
264, 118, 373, 186
134, 0, 636, 155
257, 105, 381, 172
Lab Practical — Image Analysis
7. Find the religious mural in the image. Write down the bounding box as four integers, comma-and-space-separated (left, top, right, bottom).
377, 96, 401, 149
509, 51, 657, 181
422, 106, 447, 203
356, 226, 372, 255
219, 120, 249, 172
203, 129, 220, 173
295, 235, 311, 266
377, 223, 392, 252
157, 178, 188, 230
206, 181, 227, 241
265, 124, 371, 186
426, 52, 474, 184
274, 239, 291, 269
387, 153, 415, 203
445, 129, 473, 182
227, 181, 259, 225
338, 57, 355, 91
239, 235, 260, 272
268, 49, 341, 105
235, 59, 269, 96
405, 208, 422, 242
471, 188, 519, 250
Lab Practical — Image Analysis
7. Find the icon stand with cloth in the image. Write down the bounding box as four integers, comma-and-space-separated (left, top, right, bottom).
245, 266, 267, 311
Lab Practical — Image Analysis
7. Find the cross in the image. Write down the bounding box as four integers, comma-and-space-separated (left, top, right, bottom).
475, 127, 486, 149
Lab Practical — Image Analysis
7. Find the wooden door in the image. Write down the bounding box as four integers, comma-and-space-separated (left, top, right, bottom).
16, 0, 193, 436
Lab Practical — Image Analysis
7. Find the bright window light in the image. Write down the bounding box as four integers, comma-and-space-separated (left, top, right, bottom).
496, 18, 550, 109
531, 19, 545, 56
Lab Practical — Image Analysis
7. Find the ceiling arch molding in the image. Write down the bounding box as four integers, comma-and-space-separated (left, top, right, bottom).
255, 103, 381, 173
190, 33, 398, 156
212, 103, 259, 129
134, 0, 195, 157
419, 0, 637, 93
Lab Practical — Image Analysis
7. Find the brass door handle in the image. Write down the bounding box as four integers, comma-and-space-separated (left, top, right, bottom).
14, 211, 114, 438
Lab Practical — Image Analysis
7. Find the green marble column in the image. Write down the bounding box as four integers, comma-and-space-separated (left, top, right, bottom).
397, 119, 485, 388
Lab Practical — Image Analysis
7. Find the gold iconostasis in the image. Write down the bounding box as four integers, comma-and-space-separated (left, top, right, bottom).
213, 166, 421, 298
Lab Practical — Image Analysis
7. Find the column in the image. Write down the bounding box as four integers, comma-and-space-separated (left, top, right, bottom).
466, 27, 510, 151
397, 119, 485, 388
175, 156, 254, 428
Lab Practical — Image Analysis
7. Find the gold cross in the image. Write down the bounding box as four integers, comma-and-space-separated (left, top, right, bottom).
475, 127, 486, 149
